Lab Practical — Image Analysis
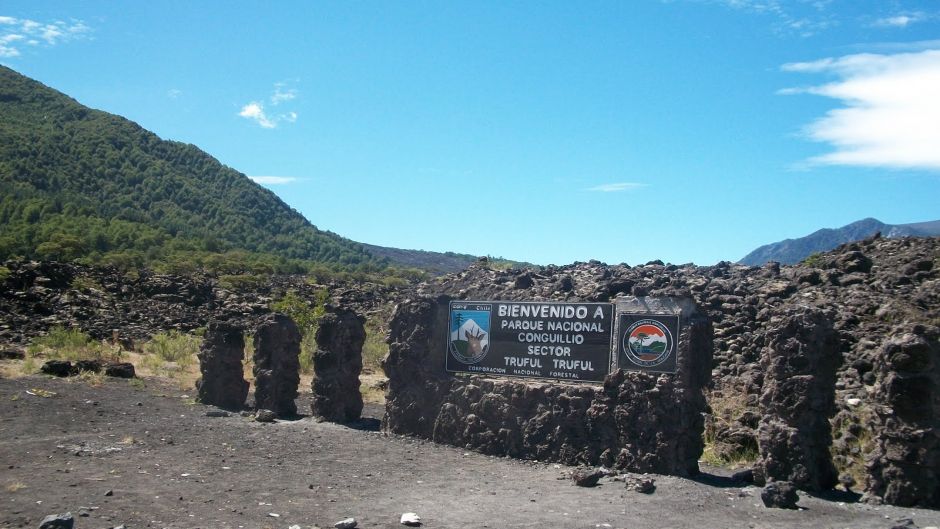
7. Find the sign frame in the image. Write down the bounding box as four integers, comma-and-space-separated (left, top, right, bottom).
445, 300, 614, 383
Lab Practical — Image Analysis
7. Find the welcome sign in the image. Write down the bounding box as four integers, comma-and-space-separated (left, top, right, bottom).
446, 300, 614, 382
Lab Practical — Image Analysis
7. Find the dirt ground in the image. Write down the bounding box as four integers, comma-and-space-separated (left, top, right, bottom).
1, 375, 938, 529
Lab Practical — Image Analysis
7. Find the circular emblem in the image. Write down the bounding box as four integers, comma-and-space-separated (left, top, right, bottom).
623, 319, 674, 368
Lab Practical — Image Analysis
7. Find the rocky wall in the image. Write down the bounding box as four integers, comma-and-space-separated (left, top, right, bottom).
382, 295, 712, 475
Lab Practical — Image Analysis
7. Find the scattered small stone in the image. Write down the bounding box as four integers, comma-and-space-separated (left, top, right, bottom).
838, 472, 856, 491
400, 512, 421, 526
104, 489, 113, 496
255, 409, 277, 423
334, 518, 357, 529
890, 519, 918, 529
572, 468, 604, 487
761, 481, 799, 509
205, 410, 230, 418
268, 512, 280, 518
289, 525, 302, 529
38, 512, 74, 529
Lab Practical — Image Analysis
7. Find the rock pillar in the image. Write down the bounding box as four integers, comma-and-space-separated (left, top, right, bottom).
866, 325, 939, 507
253, 313, 301, 417
311, 308, 366, 422
755, 306, 841, 492
195, 322, 248, 410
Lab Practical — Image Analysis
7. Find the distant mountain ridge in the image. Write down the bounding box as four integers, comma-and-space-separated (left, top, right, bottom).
739, 218, 940, 266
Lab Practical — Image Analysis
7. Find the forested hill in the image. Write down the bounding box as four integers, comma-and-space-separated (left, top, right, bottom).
0, 65, 383, 273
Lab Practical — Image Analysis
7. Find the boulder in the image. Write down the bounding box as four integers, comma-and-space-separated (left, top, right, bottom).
572, 468, 604, 487
41, 360, 74, 377
761, 481, 799, 509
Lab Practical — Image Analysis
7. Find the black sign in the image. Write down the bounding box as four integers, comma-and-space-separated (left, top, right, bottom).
446, 301, 613, 382
617, 313, 680, 374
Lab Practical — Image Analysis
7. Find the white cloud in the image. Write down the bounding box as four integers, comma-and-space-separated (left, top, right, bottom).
249, 176, 298, 185
0, 16, 90, 57
238, 83, 300, 129
781, 49, 940, 171
238, 101, 276, 129
167, 88, 182, 99
586, 182, 646, 192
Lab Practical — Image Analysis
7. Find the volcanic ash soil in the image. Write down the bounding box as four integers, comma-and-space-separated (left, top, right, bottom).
1, 376, 938, 529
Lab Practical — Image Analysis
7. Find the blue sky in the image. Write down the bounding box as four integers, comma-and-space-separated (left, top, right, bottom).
2, 1, 939, 266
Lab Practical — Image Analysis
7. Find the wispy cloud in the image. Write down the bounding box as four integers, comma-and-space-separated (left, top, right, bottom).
710, 0, 836, 37
249, 176, 298, 185
238, 82, 299, 129
874, 15, 919, 28
781, 49, 940, 171
167, 88, 182, 99
872, 12, 927, 28
271, 83, 297, 105
0, 16, 90, 58
586, 182, 646, 192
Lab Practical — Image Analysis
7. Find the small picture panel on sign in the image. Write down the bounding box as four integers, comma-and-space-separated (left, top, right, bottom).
618, 313, 680, 374
448, 305, 492, 364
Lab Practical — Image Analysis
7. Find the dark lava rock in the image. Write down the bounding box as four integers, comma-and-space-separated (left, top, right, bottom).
38, 512, 74, 529
760, 481, 799, 509
75, 359, 102, 373
890, 518, 918, 529
572, 468, 604, 487
311, 308, 366, 423
41, 360, 74, 377
255, 409, 277, 423
0, 348, 24, 360
195, 322, 248, 410
623, 474, 656, 493
866, 325, 940, 508
756, 306, 841, 492
253, 313, 301, 417
104, 362, 136, 378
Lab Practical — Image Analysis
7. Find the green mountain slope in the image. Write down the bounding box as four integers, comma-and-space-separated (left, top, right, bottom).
0, 65, 382, 273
